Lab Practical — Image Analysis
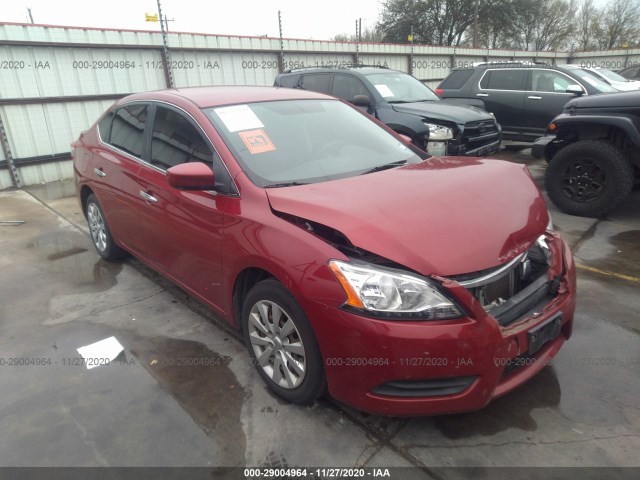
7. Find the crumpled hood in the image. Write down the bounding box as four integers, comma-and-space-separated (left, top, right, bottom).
266, 157, 548, 277
391, 101, 494, 125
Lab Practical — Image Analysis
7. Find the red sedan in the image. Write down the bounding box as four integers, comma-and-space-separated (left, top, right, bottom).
73, 86, 576, 416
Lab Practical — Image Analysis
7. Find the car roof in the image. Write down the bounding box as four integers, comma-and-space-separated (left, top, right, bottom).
280, 66, 395, 76
452, 62, 571, 71
118, 85, 332, 109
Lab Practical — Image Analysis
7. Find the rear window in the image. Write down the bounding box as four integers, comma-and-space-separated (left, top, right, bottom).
276, 74, 300, 88
97, 112, 114, 142
439, 69, 473, 89
108, 104, 148, 159
480, 69, 527, 91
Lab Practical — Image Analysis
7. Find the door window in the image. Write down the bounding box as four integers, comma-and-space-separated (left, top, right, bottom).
150, 106, 234, 193
300, 74, 332, 94
332, 74, 370, 102
150, 106, 213, 170
109, 104, 148, 158
480, 70, 527, 91
528, 70, 573, 92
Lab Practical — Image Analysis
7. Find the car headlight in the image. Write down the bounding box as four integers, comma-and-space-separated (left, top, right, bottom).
329, 260, 463, 320
424, 123, 453, 141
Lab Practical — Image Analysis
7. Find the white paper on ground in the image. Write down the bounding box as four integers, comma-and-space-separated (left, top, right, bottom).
76, 336, 124, 370
213, 104, 264, 132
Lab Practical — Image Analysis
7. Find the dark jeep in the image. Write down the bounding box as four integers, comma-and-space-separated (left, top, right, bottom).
532, 91, 639, 217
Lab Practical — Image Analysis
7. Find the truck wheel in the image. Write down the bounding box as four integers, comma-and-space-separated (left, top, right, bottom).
545, 140, 634, 217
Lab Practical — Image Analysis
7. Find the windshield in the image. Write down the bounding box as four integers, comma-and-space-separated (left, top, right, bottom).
594, 68, 630, 83
364, 72, 440, 103
570, 69, 619, 92
204, 99, 422, 187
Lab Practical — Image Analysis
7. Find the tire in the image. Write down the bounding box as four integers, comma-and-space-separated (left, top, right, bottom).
545, 140, 634, 217
85, 193, 126, 260
242, 278, 325, 404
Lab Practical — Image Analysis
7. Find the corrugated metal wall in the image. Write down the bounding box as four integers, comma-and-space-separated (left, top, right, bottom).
1, 22, 639, 188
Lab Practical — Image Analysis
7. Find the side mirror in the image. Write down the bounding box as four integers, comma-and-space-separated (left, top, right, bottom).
353, 95, 371, 107
167, 162, 216, 190
566, 85, 584, 96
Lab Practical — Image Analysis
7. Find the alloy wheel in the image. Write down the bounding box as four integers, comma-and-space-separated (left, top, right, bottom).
87, 203, 107, 252
248, 300, 306, 389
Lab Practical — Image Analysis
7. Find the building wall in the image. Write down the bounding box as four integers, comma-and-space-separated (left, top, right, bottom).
1, 22, 638, 187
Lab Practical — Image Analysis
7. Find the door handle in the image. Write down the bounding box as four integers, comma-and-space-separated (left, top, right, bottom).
139, 191, 158, 204
528, 96, 542, 100
476, 93, 489, 97
94, 168, 106, 178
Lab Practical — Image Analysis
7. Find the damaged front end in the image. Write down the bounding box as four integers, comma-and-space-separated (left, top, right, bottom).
450, 234, 562, 326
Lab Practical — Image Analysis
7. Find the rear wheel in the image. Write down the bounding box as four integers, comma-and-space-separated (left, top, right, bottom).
85, 193, 126, 260
242, 278, 325, 404
545, 140, 634, 217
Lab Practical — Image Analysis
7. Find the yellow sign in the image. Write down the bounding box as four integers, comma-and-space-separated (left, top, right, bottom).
407, 34, 414, 42
145, 13, 159, 22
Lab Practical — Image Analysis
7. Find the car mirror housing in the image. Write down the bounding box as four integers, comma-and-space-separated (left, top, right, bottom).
353, 95, 371, 107
566, 85, 584, 96
166, 162, 216, 190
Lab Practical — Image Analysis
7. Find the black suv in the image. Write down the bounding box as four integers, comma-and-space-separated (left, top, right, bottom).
532, 91, 638, 217
274, 66, 501, 157
437, 62, 618, 142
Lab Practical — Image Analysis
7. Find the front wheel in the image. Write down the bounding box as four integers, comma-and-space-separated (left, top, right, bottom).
545, 140, 634, 217
242, 278, 325, 404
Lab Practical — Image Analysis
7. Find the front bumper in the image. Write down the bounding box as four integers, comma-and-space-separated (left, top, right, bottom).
301, 234, 576, 416
532, 135, 556, 160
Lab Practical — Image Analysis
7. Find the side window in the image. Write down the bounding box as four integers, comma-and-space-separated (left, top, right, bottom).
620, 65, 639, 79
332, 74, 370, 102
276, 74, 300, 88
97, 112, 114, 143
109, 104, 148, 158
440, 69, 474, 89
529, 70, 572, 92
150, 106, 233, 192
150, 106, 213, 170
300, 74, 332, 94
480, 70, 527, 91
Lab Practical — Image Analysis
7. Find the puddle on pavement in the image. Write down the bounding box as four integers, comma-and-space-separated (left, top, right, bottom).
29, 230, 122, 290
431, 366, 561, 439
25, 179, 76, 202
127, 335, 246, 466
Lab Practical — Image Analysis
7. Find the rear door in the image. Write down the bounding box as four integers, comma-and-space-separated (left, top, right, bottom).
92, 103, 148, 255
523, 69, 583, 138
136, 104, 234, 314
477, 68, 527, 135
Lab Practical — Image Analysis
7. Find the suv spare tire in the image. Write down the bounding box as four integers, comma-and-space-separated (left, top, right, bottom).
545, 140, 634, 217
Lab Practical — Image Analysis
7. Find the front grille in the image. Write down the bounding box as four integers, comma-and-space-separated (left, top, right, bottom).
449, 236, 552, 326
372, 376, 477, 398
461, 120, 501, 154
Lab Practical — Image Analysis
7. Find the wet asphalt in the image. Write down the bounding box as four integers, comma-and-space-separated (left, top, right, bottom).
0, 149, 639, 475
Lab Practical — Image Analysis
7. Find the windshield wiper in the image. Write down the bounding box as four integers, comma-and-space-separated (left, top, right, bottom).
360, 160, 407, 175
388, 99, 434, 104
265, 181, 309, 188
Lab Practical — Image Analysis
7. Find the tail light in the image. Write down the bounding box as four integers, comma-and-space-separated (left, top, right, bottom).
435, 88, 443, 97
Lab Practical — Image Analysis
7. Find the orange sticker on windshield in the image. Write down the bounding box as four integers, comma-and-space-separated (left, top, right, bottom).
239, 129, 276, 154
